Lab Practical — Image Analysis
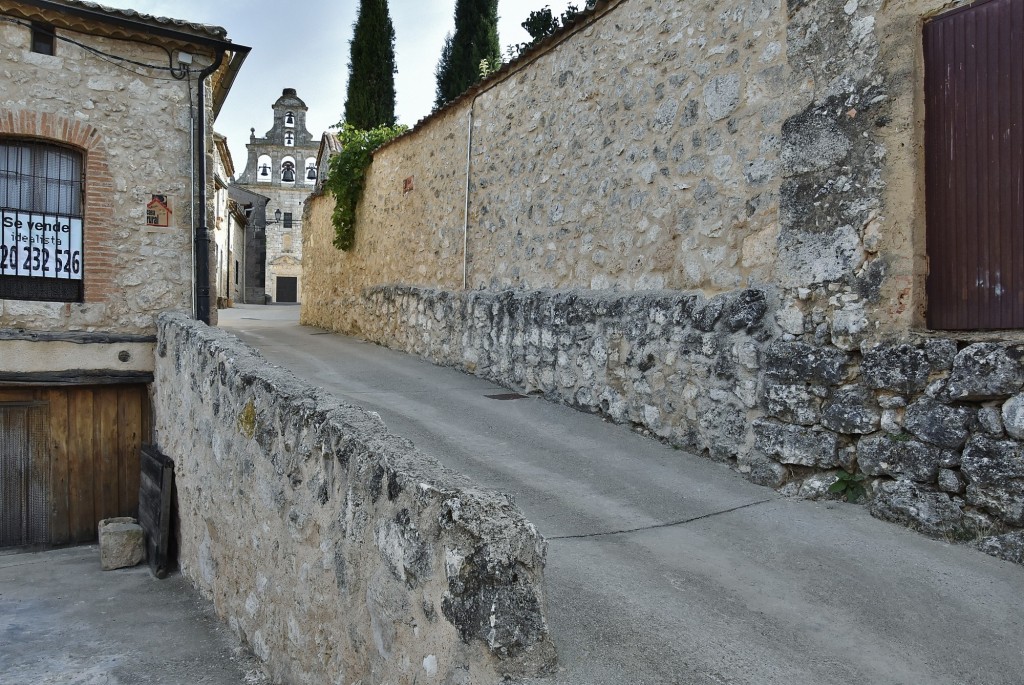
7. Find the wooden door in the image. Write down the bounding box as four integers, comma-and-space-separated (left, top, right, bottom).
276, 276, 298, 303
0, 401, 49, 547
0, 384, 150, 548
925, 0, 1024, 329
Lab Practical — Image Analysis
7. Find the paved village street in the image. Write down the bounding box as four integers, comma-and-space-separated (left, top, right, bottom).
0, 546, 267, 685
220, 305, 1024, 685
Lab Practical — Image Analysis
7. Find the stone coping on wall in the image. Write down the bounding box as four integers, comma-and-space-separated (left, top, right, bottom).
152, 312, 556, 684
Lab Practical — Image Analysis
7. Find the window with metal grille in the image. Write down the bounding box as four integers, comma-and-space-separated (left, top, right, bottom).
283, 211, 293, 229
0, 139, 85, 302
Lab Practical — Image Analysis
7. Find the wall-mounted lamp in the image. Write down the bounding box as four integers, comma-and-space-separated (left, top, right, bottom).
266, 208, 300, 227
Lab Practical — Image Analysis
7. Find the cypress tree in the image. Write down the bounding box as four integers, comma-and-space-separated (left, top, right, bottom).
344, 0, 397, 129
434, 0, 500, 109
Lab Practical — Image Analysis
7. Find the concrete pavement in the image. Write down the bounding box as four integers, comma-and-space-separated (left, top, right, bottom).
219, 304, 1024, 685
0, 545, 267, 685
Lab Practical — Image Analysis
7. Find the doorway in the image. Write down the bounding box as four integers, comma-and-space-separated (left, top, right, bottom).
276, 276, 298, 303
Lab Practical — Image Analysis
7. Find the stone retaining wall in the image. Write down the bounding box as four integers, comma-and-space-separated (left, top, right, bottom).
152, 313, 556, 684
344, 286, 1024, 564
298, 0, 1024, 563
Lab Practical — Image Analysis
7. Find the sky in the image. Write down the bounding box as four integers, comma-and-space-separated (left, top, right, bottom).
91, 0, 577, 175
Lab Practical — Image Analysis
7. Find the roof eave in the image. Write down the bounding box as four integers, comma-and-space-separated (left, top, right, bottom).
9, 0, 244, 51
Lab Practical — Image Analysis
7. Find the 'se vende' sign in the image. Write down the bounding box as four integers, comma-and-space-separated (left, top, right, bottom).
0, 210, 83, 280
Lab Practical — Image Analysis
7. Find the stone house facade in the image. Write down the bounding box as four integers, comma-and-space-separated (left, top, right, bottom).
213, 132, 248, 306
234, 88, 318, 304
0, 0, 247, 547
302, 0, 1024, 560
229, 184, 270, 305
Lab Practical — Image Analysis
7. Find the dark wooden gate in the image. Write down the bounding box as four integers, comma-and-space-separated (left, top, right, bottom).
924, 0, 1024, 329
276, 276, 297, 303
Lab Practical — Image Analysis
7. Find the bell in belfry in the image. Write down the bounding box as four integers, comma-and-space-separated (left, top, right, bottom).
281, 162, 295, 183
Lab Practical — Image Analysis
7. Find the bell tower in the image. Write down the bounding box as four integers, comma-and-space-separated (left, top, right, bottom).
234, 88, 321, 304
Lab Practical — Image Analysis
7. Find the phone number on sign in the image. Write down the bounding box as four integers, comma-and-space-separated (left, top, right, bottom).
0, 244, 81, 276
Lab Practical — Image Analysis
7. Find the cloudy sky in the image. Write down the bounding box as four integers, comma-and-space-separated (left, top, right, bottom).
92, 0, 576, 174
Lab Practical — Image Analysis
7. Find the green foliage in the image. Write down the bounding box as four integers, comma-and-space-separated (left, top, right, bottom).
478, 56, 502, 79
434, 0, 500, 109
507, 4, 582, 59
521, 5, 559, 40
828, 470, 867, 503
325, 123, 408, 251
344, 0, 397, 130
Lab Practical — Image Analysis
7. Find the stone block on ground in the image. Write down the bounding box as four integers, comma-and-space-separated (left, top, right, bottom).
98, 517, 145, 571
975, 531, 1024, 565
869, 480, 967, 540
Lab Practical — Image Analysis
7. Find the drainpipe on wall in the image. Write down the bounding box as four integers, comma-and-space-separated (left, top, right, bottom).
462, 94, 480, 291
194, 50, 225, 325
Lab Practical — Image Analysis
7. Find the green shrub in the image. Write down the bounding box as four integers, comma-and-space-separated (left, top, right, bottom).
828, 470, 867, 503
324, 123, 407, 251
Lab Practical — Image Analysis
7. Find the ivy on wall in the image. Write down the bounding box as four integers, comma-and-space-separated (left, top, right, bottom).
325, 123, 408, 251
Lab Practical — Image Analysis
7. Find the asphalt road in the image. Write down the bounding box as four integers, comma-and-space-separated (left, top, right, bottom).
220, 305, 1024, 685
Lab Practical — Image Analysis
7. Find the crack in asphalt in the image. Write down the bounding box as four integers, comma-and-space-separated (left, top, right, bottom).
547, 498, 777, 540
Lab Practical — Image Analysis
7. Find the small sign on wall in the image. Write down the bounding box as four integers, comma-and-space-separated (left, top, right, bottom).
146, 195, 172, 227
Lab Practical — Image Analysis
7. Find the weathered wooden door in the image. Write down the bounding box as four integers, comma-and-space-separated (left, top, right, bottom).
0, 385, 149, 548
924, 0, 1024, 329
0, 402, 50, 547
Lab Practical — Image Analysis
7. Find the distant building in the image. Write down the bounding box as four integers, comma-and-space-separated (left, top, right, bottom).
229, 185, 269, 305
213, 133, 243, 306
234, 88, 319, 304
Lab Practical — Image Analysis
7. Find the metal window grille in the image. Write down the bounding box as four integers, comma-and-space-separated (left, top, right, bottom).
0, 402, 50, 548
0, 140, 83, 215
0, 139, 85, 301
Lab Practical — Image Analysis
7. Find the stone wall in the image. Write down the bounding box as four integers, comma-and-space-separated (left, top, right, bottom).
152, 313, 556, 684
0, 19, 214, 334
302, 103, 468, 332
335, 286, 1024, 560
300, 0, 1024, 560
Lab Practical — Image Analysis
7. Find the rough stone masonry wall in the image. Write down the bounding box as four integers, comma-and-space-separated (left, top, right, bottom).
302, 104, 468, 336
152, 313, 556, 684
0, 20, 212, 334
301, 0, 1024, 561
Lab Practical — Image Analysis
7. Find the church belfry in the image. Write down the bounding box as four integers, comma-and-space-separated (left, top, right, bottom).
235, 88, 320, 304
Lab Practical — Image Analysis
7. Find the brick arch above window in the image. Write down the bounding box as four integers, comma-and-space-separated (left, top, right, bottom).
0, 110, 114, 304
